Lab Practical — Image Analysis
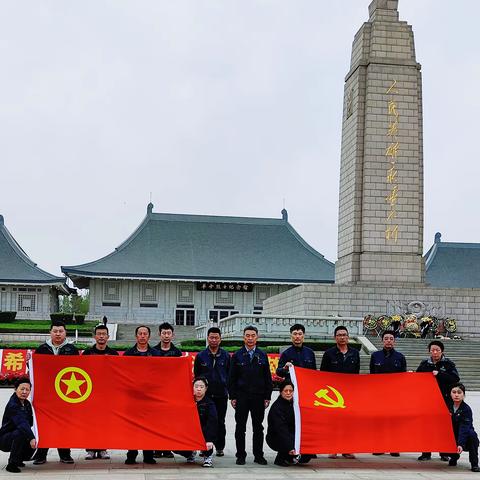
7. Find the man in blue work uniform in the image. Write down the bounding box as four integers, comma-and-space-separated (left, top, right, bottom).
276, 323, 316, 379
229, 325, 272, 466
194, 326, 230, 457
320, 325, 360, 459
370, 330, 406, 456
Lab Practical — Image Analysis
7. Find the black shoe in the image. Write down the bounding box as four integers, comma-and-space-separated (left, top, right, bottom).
153, 451, 162, 458
60, 456, 74, 464
417, 454, 431, 461
372, 453, 385, 456
216, 449, 224, 457
472, 466, 480, 472
6, 464, 21, 473
390, 453, 400, 457
298, 455, 312, 464
236, 457, 246, 465
448, 459, 457, 467
162, 451, 174, 458
274, 458, 290, 467
17, 463, 25, 467
32, 457, 46, 465
125, 458, 137, 465
440, 455, 449, 462
143, 458, 156, 464
254, 456, 268, 465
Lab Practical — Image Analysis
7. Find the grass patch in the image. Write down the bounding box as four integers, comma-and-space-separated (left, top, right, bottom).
0, 320, 97, 335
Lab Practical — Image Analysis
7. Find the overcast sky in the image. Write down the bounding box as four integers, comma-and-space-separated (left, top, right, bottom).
1, 0, 479, 276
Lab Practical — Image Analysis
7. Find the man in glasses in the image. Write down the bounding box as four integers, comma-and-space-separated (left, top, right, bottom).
320, 325, 360, 459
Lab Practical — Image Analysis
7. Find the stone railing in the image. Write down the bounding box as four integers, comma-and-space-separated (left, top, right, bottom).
195, 314, 364, 340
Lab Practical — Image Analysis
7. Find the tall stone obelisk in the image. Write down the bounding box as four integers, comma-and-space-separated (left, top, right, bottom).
335, 0, 424, 284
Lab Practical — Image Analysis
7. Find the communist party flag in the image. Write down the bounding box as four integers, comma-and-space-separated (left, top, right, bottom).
30, 355, 206, 450
291, 367, 457, 454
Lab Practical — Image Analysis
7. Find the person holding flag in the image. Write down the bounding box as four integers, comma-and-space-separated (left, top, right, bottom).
32, 320, 78, 465
276, 324, 316, 379
124, 325, 160, 465
0, 378, 36, 473
82, 324, 119, 460
447, 383, 480, 472
320, 325, 359, 459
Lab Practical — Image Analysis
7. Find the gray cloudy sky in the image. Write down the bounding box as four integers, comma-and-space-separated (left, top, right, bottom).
1, 1, 479, 276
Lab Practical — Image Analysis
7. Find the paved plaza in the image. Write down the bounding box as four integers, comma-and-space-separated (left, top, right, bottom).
0, 389, 478, 479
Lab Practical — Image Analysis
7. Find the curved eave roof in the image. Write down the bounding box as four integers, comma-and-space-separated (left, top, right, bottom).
0, 215, 67, 288
425, 242, 480, 288
62, 212, 335, 285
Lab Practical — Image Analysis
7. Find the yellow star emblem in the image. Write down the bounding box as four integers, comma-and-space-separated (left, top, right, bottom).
54, 367, 92, 404
61, 372, 86, 396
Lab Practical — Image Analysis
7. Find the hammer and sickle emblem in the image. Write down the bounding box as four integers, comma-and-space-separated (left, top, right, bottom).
314, 385, 345, 409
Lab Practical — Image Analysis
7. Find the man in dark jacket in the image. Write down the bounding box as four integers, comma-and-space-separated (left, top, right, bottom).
32, 321, 78, 465
320, 325, 359, 459
194, 326, 230, 456
276, 323, 316, 379
82, 324, 119, 460
124, 325, 159, 465
153, 322, 182, 458
320, 325, 360, 375
154, 322, 182, 357
370, 330, 407, 374
229, 325, 273, 465
417, 340, 460, 462
0, 378, 36, 473
370, 330, 406, 457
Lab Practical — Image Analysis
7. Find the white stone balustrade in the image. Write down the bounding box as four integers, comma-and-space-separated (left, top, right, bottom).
195, 314, 364, 340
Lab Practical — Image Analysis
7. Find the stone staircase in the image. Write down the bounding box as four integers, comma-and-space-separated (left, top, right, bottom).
313, 337, 480, 390
367, 337, 480, 391
115, 324, 196, 343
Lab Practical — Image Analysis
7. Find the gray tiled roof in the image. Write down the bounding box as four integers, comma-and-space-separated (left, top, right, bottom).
62, 207, 335, 285
0, 215, 67, 285
425, 240, 480, 288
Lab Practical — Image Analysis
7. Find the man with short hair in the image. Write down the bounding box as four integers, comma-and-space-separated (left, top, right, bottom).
320, 325, 360, 459
229, 325, 272, 466
32, 321, 79, 465
124, 325, 160, 465
82, 324, 119, 460
370, 330, 406, 457
154, 322, 182, 357
370, 330, 407, 374
276, 323, 316, 378
194, 327, 230, 457
153, 322, 182, 459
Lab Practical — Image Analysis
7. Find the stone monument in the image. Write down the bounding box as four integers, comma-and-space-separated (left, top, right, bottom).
336, 0, 424, 284
263, 0, 480, 337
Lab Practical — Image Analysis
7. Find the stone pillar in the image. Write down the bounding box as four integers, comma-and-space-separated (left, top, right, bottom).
336, 0, 424, 284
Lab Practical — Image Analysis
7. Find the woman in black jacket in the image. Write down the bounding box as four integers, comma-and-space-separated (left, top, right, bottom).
447, 383, 479, 472
266, 380, 298, 466
0, 378, 36, 473
176, 376, 217, 468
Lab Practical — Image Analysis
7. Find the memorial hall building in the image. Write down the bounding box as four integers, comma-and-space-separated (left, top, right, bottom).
61, 204, 335, 325
0, 214, 70, 320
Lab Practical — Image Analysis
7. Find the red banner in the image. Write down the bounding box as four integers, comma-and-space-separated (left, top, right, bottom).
0, 349, 29, 380
291, 367, 456, 454
31, 355, 206, 450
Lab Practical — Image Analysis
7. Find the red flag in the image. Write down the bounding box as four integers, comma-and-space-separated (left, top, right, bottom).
30, 355, 206, 450
291, 367, 457, 454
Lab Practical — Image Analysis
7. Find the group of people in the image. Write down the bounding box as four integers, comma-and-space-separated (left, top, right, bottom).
0, 320, 478, 473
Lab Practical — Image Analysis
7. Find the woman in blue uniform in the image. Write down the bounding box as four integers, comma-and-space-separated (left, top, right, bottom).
448, 383, 479, 472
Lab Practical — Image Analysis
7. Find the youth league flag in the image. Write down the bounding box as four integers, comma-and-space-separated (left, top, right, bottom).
290, 367, 457, 454
30, 355, 206, 450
